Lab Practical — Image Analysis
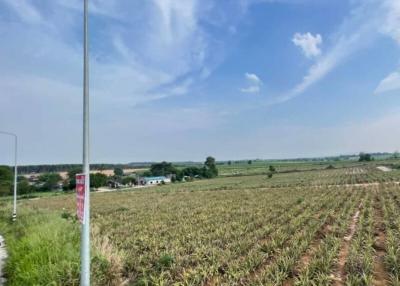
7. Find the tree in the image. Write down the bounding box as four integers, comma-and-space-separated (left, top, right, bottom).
204, 156, 218, 178
38, 173, 62, 191
182, 167, 203, 177
0, 166, 12, 196
269, 165, 276, 172
359, 152, 372, 162
90, 173, 108, 188
67, 168, 82, 190
227, 161, 232, 165
142, 170, 153, 177
114, 167, 124, 177
122, 176, 137, 185
17, 176, 34, 195
248, 160, 252, 165
149, 162, 177, 176
205, 156, 216, 169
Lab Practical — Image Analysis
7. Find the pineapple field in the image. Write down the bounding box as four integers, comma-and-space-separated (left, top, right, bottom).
1, 162, 400, 285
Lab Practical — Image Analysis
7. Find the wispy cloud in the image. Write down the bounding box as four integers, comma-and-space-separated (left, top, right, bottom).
0, 0, 216, 106
241, 73, 263, 93
375, 72, 400, 94
381, 0, 400, 44
2, 0, 43, 24
292, 32, 322, 58
276, 0, 385, 103
373, 0, 400, 94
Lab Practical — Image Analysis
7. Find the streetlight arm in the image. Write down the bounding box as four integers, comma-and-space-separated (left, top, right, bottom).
0, 131, 17, 138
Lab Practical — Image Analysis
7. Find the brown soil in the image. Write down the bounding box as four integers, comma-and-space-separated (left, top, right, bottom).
372, 194, 389, 286
331, 203, 362, 285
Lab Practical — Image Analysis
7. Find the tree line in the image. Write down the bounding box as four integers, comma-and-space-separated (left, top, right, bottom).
0, 156, 219, 196
16, 164, 138, 174
144, 156, 218, 181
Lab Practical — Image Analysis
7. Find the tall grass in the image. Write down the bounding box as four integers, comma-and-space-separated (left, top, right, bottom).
0, 203, 125, 286
1, 207, 80, 285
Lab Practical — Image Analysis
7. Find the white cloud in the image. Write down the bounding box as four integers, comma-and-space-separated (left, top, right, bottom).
241, 73, 262, 93
381, 0, 400, 44
374, 72, 400, 94
292, 32, 322, 58
0, 0, 213, 105
373, 0, 400, 95
281, 33, 361, 102
274, 0, 385, 104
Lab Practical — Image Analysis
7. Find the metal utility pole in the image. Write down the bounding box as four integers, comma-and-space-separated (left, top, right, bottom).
0, 131, 18, 221
80, 0, 91, 285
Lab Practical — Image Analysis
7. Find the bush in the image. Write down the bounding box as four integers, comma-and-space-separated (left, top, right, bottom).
0, 166, 12, 196
157, 254, 174, 270
90, 173, 108, 188
358, 153, 373, 162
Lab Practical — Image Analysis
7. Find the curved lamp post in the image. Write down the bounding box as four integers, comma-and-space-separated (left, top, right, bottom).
0, 131, 18, 221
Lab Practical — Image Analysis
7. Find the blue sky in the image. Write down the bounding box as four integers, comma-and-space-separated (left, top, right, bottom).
0, 0, 400, 164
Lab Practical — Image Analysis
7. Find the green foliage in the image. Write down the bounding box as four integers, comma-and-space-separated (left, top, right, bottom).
17, 176, 35, 195
269, 165, 276, 172
3, 212, 80, 285
0, 165, 12, 196
204, 156, 218, 178
38, 173, 62, 191
148, 157, 219, 181
149, 162, 177, 176
248, 160, 252, 165
113, 167, 124, 177
122, 176, 137, 185
358, 152, 373, 162
17, 163, 142, 175
90, 173, 108, 188
67, 168, 82, 190
156, 254, 174, 270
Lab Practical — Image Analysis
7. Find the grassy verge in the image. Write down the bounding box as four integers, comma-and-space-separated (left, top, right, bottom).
0, 200, 126, 286
0, 204, 80, 285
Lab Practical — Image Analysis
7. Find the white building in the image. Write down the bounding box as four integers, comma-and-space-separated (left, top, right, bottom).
142, 176, 171, 185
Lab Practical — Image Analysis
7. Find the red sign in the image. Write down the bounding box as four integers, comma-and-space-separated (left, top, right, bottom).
76, 174, 85, 224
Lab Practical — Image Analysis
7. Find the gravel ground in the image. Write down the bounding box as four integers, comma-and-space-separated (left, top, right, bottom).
0, 235, 7, 285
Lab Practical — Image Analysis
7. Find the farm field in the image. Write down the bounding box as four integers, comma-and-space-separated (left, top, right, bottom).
1, 163, 400, 285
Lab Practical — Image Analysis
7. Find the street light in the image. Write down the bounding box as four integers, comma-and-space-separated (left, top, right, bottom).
0, 131, 18, 221
80, 0, 91, 285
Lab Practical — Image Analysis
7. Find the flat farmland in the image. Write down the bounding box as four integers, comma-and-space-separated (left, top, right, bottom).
2, 165, 400, 285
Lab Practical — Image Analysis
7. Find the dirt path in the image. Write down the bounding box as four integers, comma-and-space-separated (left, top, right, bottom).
372, 194, 389, 285
331, 204, 362, 285
377, 166, 392, 172
0, 235, 7, 286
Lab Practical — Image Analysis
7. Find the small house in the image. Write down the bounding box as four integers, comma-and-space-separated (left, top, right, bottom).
141, 176, 171, 185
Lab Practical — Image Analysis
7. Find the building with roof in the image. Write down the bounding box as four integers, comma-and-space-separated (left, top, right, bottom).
140, 176, 171, 185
